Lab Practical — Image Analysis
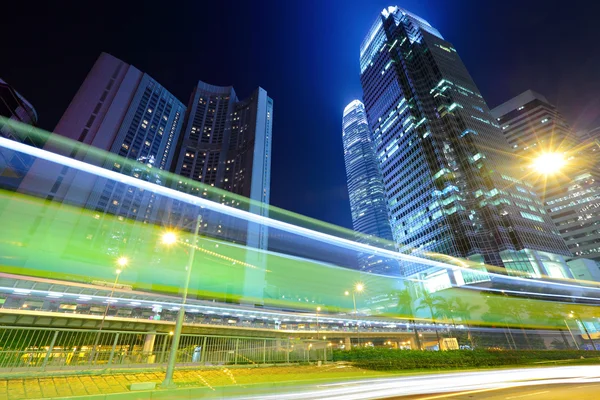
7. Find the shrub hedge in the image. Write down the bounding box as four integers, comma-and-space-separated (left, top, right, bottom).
333, 348, 600, 371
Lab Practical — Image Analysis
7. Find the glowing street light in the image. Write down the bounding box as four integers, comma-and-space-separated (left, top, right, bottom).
532, 152, 566, 175
90, 256, 129, 362
161, 216, 202, 388
116, 256, 129, 269
161, 231, 178, 246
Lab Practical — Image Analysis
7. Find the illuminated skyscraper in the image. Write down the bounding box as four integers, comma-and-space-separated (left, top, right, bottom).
359, 6, 572, 280
19, 52, 185, 225
342, 99, 396, 274
492, 91, 600, 262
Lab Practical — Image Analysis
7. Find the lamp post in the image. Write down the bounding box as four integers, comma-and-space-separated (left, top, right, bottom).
316, 306, 321, 339
563, 318, 580, 350
90, 256, 128, 363
161, 215, 202, 388
569, 311, 596, 350
345, 283, 364, 347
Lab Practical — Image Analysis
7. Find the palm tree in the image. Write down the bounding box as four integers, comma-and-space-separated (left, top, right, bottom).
452, 297, 481, 348
396, 282, 422, 350
417, 291, 442, 348
434, 297, 456, 327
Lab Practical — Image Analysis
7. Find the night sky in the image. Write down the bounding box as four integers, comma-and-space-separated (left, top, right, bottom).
3, 0, 600, 229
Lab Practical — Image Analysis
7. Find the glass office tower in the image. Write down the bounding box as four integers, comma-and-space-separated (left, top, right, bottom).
343, 100, 397, 274
359, 6, 571, 279
492, 90, 600, 263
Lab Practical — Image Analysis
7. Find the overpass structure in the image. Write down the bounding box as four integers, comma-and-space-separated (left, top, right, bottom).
0, 117, 599, 372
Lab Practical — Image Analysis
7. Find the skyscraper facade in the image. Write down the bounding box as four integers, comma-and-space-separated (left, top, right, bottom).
172, 82, 272, 204
19, 52, 186, 226
358, 6, 572, 279
492, 91, 600, 262
0, 78, 41, 190
169, 81, 273, 248
342, 99, 396, 274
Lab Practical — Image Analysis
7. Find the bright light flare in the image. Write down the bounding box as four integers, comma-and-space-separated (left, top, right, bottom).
116, 256, 129, 267
161, 231, 178, 245
355, 283, 364, 292
532, 152, 566, 175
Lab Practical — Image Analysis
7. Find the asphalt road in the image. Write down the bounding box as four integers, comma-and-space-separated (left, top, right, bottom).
387, 382, 600, 399
229, 365, 600, 400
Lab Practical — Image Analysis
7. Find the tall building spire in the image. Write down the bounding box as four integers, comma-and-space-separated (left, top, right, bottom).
342, 99, 396, 274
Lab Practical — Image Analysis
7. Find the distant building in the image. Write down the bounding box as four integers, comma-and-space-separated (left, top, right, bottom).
12, 53, 273, 301
342, 100, 397, 274
358, 6, 572, 281
19, 52, 186, 226
492, 90, 600, 262
0, 78, 41, 190
169, 81, 273, 249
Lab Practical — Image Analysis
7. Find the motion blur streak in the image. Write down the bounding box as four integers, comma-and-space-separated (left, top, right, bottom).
1, 132, 599, 300
231, 366, 600, 400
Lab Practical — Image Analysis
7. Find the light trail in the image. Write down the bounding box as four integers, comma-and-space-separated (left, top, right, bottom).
228, 366, 600, 400
1, 135, 599, 301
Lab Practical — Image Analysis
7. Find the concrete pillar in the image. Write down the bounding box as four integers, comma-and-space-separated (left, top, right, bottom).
344, 337, 352, 351
143, 333, 156, 363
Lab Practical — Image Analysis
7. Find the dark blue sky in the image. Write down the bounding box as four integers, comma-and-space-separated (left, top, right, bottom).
3, 0, 600, 229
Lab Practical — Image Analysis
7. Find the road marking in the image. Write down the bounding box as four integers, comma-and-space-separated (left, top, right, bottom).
505, 390, 550, 399
415, 387, 511, 399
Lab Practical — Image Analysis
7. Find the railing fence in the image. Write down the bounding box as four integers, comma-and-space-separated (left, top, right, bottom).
0, 326, 331, 372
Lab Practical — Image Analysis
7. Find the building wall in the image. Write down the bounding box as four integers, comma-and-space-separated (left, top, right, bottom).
18, 53, 185, 219
342, 99, 397, 274
492, 91, 600, 262
169, 81, 273, 249
0, 78, 40, 190
359, 6, 571, 279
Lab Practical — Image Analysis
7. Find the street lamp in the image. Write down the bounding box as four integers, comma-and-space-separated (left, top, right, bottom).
161, 231, 178, 246
90, 256, 129, 362
161, 215, 202, 388
345, 283, 365, 347
568, 311, 596, 350
316, 306, 321, 339
102, 258, 128, 322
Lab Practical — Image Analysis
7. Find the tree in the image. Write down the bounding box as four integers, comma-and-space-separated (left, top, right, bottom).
416, 291, 442, 348
395, 282, 422, 350
452, 297, 481, 348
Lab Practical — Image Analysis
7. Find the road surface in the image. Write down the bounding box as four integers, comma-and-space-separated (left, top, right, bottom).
227, 365, 600, 400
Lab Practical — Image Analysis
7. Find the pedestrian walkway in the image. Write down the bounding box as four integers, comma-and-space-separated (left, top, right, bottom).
0, 363, 380, 399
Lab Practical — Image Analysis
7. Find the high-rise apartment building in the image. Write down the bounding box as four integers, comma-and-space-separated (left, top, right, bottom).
0, 78, 41, 190
342, 99, 396, 274
19, 52, 186, 226
168, 81, 273, 248
492, 91, 600, 262
358, 6, 572, 280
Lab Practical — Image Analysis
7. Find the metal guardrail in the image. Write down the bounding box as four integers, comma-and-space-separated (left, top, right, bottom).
0, 326, 331, 372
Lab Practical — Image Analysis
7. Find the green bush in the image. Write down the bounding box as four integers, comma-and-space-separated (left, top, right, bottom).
333, 348, 600, 371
